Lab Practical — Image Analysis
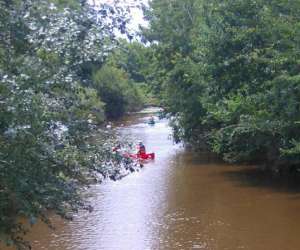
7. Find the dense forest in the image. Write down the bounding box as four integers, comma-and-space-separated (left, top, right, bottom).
143, 0, 300, 169
1, 0, 300, 249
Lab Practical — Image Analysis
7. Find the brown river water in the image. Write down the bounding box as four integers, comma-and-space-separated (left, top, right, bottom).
5, 108, 300, 250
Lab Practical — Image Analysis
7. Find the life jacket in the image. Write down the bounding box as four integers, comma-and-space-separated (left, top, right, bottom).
112, 145, 121, 152
138, 145, 146, 155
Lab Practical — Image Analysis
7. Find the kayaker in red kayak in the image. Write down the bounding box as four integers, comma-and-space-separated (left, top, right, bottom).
114, 141, 154, 161
136, 141, 155, 160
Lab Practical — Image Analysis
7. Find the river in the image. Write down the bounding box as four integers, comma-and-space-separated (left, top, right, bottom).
14, 109, 300, 249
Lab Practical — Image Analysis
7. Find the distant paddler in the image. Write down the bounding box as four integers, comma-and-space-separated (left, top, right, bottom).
148, 116, 155, 125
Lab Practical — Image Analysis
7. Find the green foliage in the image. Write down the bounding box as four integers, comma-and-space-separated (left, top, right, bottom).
92, 64, 144, 119
0, 0, 137, 248
281, 140, 300, 163
107, 40, 159, 106
143, 0, 208, 145
144, 0, 300, 166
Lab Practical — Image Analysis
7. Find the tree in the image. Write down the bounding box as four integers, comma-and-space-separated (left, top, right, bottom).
92, 63, 143, 119
143, 0, 300, 169
143, 0, 208, 145
0, 0, 134, 248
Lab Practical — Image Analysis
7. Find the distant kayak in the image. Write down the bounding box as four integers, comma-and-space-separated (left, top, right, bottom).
148, 118, 155, 125
123, 152, 155, 161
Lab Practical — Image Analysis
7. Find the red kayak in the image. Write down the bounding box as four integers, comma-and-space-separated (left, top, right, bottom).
123, 152, 155, 160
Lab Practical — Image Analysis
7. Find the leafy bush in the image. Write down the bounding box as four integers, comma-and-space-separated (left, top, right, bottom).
93, 64, 144, 119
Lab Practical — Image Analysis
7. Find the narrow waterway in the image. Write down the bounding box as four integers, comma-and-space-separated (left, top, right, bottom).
20, 109, 300, 249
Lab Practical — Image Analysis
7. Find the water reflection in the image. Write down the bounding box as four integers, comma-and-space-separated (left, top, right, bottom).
26, 111, 181, 250
13, 110, 300, 250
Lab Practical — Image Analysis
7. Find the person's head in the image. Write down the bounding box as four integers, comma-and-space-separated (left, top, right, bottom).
138, 141, 143, 146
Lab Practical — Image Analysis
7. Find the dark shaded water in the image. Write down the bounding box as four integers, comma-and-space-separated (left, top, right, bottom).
6, 108, 300, 250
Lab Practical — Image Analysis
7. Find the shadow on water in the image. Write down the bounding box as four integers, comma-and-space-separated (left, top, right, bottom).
167, 144, 300, 196
174, 150, 224, 166
222, 166, 300, 194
